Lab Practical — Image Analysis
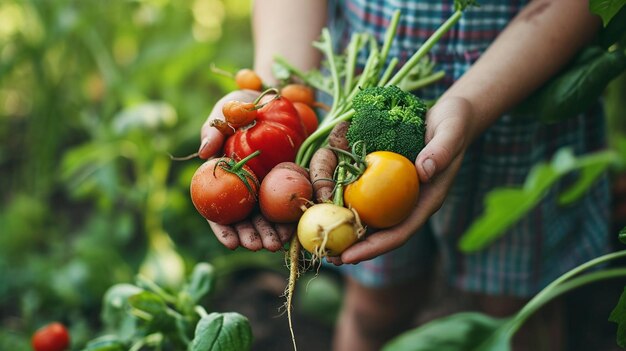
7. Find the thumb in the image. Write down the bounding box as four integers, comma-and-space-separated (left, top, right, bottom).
415, 98, 471, 182
198, 89, 260, 159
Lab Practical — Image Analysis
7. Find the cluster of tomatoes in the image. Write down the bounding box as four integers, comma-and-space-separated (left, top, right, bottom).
190, 69, 319, 226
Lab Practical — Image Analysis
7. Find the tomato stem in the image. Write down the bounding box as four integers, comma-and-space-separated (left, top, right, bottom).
230, 150, 261, 172
214, 151, 261, 199
253, 87, 280, 106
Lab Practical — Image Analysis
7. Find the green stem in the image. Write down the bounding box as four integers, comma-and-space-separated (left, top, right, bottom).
504, 267, 626, 337
387, 10, 463, 86
273, 56, 332, 95
401, 70, 445, 91
333, 155, 350, 207
195, 305, 210, 318
296, 110, 355, 166
230, 150, 261, 171
137, 274, 178, 304
495, 250, 626, 339
540, 249, 626, 298
379, 11, 402, 67
378, 58, 399, 87
344, 33, 363, 93
320, 28, 343, 117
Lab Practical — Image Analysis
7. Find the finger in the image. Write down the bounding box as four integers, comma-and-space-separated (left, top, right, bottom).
198, 127, 224, 159
275, 223, 296, 244
198, 90, 260, 159
208, 221, 240, 250
415, 98, 470, 183
234, 221, 264, 251
251, 214, 283, 252
325, 256, 344, 266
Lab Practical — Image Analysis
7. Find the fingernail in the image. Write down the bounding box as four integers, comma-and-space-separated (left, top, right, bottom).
198, 137, 208, 154
422, 158, 436, 179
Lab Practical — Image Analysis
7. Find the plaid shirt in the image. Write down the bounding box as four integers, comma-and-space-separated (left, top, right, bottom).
328, 0, 610, 297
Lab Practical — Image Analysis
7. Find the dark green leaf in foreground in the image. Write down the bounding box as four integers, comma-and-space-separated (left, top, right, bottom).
382, 312, 507, 351
609, 286, 626, 347
190, 312, 253, 351
590, 0, 626, 26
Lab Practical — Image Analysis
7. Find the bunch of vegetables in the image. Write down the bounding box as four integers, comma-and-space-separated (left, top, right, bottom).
188, 2, 477, 349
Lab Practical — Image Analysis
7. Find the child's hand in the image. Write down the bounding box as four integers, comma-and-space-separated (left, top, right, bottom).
329, 97, 474, 265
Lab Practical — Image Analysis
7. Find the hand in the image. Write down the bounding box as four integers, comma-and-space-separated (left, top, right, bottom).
328, 97, 474, 265
209, 214, 295, 252
198, 89, 259, 159
199, 89, 296, 252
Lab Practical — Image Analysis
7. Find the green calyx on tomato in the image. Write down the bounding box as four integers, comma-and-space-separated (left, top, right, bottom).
213, 150, 261, 198
224, 95, 307, 179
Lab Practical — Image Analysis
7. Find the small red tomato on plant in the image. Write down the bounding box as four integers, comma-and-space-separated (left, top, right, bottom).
224, 96, 307, 179
190, 151, 260, 225
32, 322, 70, 351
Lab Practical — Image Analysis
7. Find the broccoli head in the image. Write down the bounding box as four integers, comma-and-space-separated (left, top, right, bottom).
346, 85, 427, 161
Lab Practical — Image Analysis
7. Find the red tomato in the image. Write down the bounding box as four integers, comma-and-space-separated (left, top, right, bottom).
293, 102, 319, 136
190, 155, 259, 225
32, 322, 70, 351
223, 96, 307, 179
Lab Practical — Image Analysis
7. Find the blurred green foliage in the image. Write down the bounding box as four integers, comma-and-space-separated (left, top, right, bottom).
0, 0, 273, 349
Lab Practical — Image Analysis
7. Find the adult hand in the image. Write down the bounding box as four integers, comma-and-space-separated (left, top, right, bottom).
198, 89, 295, 252
327, 97, 474, 265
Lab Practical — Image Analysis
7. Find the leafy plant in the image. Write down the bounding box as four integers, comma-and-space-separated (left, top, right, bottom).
459, 142, 626, 252
383, 248, 626, 351
82, 263, 253, 351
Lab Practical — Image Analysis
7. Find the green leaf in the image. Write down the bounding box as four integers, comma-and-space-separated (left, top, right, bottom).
101, 284, 144, 341
190, 312, 253, 351
128, 291, 168, 318
609, 286, 626, 347
182, 263, 216, 306
558, 162, 608, 205
128, 291, 177, 333
459, 148, 621, 252
381, 312, 508, 351
590, 0, 626, 26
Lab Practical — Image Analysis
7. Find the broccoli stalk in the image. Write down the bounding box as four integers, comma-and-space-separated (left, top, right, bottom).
346, 85, 427, 161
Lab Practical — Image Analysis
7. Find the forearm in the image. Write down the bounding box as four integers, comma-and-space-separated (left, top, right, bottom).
252, 0, 327, 85
441, 0, 601, 141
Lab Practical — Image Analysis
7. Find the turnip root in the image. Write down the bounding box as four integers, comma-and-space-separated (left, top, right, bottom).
297, 203, 364, 258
